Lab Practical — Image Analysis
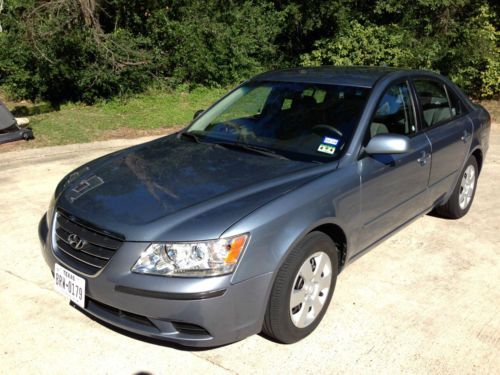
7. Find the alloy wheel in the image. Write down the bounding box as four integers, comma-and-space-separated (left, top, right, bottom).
289, 251, 332, 328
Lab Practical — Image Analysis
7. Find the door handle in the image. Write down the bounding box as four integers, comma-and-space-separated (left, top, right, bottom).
461, 130, 471, 143
417, 152, 430, 166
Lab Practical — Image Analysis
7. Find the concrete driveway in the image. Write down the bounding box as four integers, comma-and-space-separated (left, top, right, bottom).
1, 130, 499, 375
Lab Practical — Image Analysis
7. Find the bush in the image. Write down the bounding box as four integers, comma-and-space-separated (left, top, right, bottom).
300, 21, 417, 68
0, 0, 282, 103
147, 1, 282, 86
0, 0, 156, 103
299, 1, 499, 99
0, 0, 498, 102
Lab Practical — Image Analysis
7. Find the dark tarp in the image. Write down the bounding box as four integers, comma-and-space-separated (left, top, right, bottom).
0, 100, 17, 131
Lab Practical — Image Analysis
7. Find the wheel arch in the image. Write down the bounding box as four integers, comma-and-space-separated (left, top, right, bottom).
471, 147, 483, 174
307, 223, 348, 273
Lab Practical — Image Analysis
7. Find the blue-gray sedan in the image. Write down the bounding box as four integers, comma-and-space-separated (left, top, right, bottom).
39, 67, 491, 347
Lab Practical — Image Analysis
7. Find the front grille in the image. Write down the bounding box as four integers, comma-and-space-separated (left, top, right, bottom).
53, 210, 123, 275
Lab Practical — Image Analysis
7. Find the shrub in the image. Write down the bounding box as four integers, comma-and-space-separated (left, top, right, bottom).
300, 21, 418, 68
299, 1, 499, 98
0, 0, 498, 102
146, 1, 282, 86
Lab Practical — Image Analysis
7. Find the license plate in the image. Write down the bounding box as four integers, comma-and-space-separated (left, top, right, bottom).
54, 264, 86, 308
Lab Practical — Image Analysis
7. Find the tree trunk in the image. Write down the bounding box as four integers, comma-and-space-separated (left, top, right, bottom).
79, 0, 101, 32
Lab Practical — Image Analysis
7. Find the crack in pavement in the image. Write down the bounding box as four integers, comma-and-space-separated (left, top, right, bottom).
191, 353, 238, 375
1, 268, 52, 292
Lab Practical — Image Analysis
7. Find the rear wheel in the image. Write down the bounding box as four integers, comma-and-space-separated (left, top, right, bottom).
434, 156, 478, 219
262, 232, 338, 344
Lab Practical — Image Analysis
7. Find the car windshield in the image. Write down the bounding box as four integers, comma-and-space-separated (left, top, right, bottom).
186, 81, 371, 162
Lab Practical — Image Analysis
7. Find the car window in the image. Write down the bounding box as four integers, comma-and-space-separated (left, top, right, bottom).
216, 86, 272, 123
188, 81, 371, 162
446, 86, 464, 118
369, 81, 416, 140
413, 79, 454, 127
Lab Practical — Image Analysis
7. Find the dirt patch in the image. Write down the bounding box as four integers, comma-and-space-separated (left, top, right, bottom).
0, 139, 28, 153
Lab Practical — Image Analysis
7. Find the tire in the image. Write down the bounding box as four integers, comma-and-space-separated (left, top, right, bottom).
434, 156, 478, 219
262, 232, 339, 344
22, 132, 30, 141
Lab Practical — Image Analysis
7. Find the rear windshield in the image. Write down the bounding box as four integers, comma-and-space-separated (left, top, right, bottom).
187, 81, 371, 162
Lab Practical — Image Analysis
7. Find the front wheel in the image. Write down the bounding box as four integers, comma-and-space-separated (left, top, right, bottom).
262, 232, 338, 344
434, 156, 479, 219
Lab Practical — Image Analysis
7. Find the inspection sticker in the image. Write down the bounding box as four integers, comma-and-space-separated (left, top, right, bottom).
322, 136, 339, 146
317, 144, 336, 155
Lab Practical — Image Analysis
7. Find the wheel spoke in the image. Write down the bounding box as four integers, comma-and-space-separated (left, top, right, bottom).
299, 259, 314, 282
468, 169, 475, 183
312, 296, 323, 315
314, 253, 327, 277
297, 303, 309, 326
318, 273, 332, 291
290, 287, 307, 308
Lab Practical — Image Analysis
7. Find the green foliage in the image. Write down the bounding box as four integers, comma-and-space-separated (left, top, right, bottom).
300, 21, 417, 68
0, 0, 154, 103
300, 0, 499, 98
0, 0, 498, 102
146, 0, 282, 86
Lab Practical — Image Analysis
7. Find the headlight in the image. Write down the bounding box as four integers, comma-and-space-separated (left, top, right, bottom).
131, 234, 248, 277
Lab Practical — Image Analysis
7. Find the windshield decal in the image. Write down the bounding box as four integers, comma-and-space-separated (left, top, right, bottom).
322, 136, 339, 146
317, 144, 336, 155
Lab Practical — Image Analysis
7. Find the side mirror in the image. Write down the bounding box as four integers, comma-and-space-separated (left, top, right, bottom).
365, 134, 411, 155
193, 109, 204, 120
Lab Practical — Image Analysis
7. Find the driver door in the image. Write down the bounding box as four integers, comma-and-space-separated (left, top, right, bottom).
357, 80, 432, 251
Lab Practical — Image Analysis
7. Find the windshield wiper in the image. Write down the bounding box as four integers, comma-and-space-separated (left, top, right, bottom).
215, 141, 290, 160
181, 132, 290, 160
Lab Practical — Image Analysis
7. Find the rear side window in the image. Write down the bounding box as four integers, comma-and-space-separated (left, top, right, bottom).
446, 87, 465, 118
413, 80, 454, 127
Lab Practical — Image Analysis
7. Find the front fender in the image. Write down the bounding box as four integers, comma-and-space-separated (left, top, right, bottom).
225, 163, 360, 285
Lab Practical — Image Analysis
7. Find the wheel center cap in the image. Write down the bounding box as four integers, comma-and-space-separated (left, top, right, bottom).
304, 283, 317, 298
304, 284, 312, 296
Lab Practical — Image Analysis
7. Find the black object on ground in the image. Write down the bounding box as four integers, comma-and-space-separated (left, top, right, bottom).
0, 100, 34, 145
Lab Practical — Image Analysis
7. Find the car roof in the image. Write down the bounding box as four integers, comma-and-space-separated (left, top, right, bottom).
250, 66, 412, 88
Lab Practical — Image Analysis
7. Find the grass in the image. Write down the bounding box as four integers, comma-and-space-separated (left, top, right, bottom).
1, 86, 227, 151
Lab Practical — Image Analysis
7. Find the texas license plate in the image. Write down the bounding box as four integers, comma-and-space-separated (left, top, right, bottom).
54, 263, 86, 308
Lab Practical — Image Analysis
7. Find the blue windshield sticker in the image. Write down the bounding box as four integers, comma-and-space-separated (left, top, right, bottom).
317, 144, 336, 155
323, 136, 339, 146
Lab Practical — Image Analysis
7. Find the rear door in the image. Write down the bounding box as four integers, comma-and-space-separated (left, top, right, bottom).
411, 78, 472, 204
358, 80, 432, 251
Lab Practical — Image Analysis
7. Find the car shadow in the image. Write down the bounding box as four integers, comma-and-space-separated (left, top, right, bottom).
426, 206, 459, 220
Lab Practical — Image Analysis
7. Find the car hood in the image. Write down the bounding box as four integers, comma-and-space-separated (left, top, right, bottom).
56, 135, 332, 241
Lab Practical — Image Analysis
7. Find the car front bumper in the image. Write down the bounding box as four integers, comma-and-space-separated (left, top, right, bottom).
39, 213, 272, 347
